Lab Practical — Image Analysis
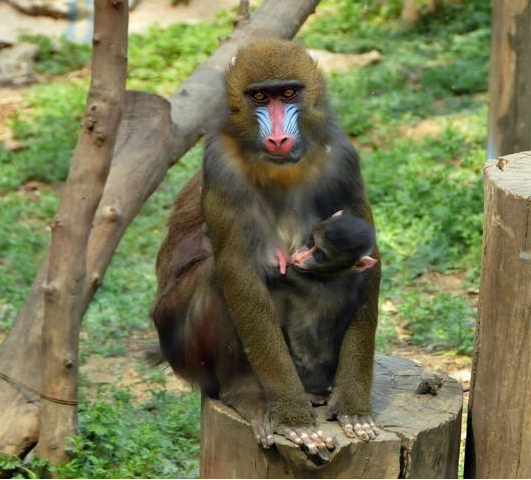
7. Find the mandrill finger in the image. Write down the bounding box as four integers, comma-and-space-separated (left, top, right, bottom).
316, 430, 337, 450
250, 420, 262, 444
361, 421, 376, 440
360, 423, 375, 440
368, 417, 378, 433
299, 429, 330, 463
265, 434, 274, 448
310, 432, 327, 449
353, 422, 370, 441
297, 430, 318, 455
342, 422, 356, 438
258, 425, 271, 448
356, 414, 378, 440
278, 427, 303, 446
263, 420, 274, 448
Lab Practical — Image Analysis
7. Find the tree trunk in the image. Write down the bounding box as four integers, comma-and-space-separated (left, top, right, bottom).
402, 0, 435, 22
487, 0, 531, 158
201, 354, 462, 479
0, 0, 322, 462
464, 152, 531, 478
401, 0, 462, 23
32, 0, 129, 463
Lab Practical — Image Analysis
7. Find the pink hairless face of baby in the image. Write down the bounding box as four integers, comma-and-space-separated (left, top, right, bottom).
290, 245, 317, 266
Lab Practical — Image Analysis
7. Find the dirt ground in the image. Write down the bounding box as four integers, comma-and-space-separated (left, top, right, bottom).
80, 331, 191, 401
0, 87, 23, 150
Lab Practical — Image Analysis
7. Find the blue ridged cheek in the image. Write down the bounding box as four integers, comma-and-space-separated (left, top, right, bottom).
254, 107, 272, 139
283, 104, 300, 139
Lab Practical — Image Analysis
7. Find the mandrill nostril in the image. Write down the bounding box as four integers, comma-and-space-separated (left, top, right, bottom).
265, 136, 293, 152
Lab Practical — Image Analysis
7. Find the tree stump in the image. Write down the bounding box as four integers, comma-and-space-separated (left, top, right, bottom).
200, 354, 462, 478
465, 152, 531, 478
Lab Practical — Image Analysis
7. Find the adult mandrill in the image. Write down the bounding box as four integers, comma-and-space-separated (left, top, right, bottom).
151, 39, 381, 462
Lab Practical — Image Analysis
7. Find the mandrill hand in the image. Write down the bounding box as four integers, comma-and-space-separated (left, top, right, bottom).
337, 414, 378, 441
265, 397, 338, 465
275, 425, 336, 459
249, 415, 337, 466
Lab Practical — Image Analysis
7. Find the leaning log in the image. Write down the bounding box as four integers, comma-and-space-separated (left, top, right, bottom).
201, 354, 463, 479
464, 152, 531, 478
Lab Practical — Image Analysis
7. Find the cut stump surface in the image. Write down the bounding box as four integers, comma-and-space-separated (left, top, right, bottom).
200, 353, 463, 478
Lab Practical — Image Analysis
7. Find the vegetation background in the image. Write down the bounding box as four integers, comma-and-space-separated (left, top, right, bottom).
0, 0, 490, 476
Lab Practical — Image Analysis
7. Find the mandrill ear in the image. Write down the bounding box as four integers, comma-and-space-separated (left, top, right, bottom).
307, 49, 316, 62
229, 56, 237, 70
354, 256, 377, 272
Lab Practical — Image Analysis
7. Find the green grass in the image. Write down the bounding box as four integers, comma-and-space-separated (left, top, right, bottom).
399, 292, 476, 354
0, 389, 201, 479
2, 82, 87, 191
127, 15, 232, 95
0, 0, 492, 476
19, 34, 91, 76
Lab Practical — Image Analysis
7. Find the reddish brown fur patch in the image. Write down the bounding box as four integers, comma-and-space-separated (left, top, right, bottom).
184, 294, 218, 371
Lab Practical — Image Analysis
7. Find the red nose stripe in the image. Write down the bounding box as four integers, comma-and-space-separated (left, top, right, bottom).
265, 98, 294, 155
268, 98, 285, 138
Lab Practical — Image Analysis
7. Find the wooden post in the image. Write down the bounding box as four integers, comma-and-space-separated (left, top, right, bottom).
464, 152, 531, 478
201, 354, 462, 479
488, 1, 531, 158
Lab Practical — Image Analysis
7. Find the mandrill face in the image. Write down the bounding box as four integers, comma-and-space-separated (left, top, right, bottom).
225, 39, 328, 166
244, 79, 305, 163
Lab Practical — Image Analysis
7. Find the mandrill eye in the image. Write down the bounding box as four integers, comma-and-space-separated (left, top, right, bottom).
251, 91, 267, 103
282, 88, 297, 99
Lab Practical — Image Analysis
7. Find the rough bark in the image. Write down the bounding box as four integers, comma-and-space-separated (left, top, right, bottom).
402, 0, 435, 22
200, 354, 463, 479
487, 1, 531, 158
32, 0, 129, 463
464, 152, 531, 478
0, 0, 321, 461
80, 91, 179, 315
